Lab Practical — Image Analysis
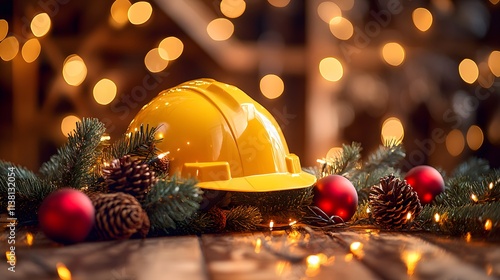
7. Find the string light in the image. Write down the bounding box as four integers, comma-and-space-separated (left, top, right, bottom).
21, 38, 41, 63
412, 8, 433, 32
484, 219, 492, 231
56, 263, 72, 280
317, 2, 341, 23
110, 0, 131, 27
406, 212, 412, 220
207, 18, 234, 41
220, 0, 246, 18
268, 0, 291, 8
458, 58, 479, 84
260, 74, 284, 99
26, 232, 34, 246
62, 54, 87, 86
329, 16, 353, 40
445, 129, 465, 156
0, 19, 8, 41
60, 115, 81, 137
382, 42, 405, 66
471, 194, 478, 203
466, 125, 484, 151
381, 117, 404, 144
319, 57, 343, 82
31, 13, 51, 37
144, 48, 169, 73
0, 36, 19, 61
254, 238, 262, 253
434, 213, 440, 222
128, 1, 153, 25
93, 78, 117, 105
488, 51, 500, 77
158, 36, 184, 60
465, 232, 472, 242
489, 182, 494, 190
269, 220, 274, 230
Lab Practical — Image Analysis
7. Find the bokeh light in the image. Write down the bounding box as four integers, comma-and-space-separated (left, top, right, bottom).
458, 58, 479, 84
466, 125, 484, 151
21, 38, 41, 63
62, 54, 87, 86
260, 74, 284, 99
111, 0, 131, 27
488, 51, 500, 77
0, 19, 8, 41
0, 36, 19, 61
329, 17, 353, 40
220, 0, 246, 19
382, 42, 405, 66
128, 1, 152, 25
144, 48, 169, 73
93, 78, 117, 105
61, 115, 81, 136
31, 13, 51, 37
446, 129, 465, 156
207, 18, 234, 41
319, 57, 343, 82
412, 8, 433, 32
158, 36, 184, 60
268, 0, 291, 8
317, 2, 341, 23
381, 117, 404, 143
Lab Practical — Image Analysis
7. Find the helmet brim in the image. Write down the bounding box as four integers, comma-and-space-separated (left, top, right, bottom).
196, 171, 317, 192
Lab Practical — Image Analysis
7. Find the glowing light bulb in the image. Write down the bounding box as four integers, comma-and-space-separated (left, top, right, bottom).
93, 78, 117, 105
62, 55, 87, 86
329, 17, 353, 40
382, 42, 405, 66
111, 0, 131, 27
31, 13, 51, 37
158, 36, 184, 60
0, 36, 19, 61
144, 48, 169, 73
412, 8, 433, 32
319, 57, 343, 82
21, 38, 41, 63
458, 58, 479, 84
220, 0, 246, 18
381, 117, 404, 143
128, 1, 152, 25
207, 18, 234, 41
0, 19, 8, 41
260, 74, 284, 99
445, 129, 465, 156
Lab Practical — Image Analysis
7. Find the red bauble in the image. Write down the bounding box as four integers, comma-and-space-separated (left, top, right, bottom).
404, 165, 445, 204
38, 188, 95, 244
313, 175, 358, 222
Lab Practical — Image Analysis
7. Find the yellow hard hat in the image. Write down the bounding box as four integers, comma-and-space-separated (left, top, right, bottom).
127, 78, 316, 192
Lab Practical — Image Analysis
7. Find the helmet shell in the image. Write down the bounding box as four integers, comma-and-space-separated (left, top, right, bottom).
127, 79, 316, 192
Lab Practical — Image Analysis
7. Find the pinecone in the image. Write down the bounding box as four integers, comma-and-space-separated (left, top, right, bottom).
91, 192, 150, 240
206, 207, 227, 233
369, 175, 422, 229
150, 155, 170, 176
103, 155, 156, 201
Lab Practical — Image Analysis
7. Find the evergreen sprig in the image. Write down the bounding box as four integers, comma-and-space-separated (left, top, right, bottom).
143, 177, 202, 232
0, 162, 56, 223
39, 118, 106, 189
225, 205, 262, 232
319, 142, 361, 177
106, 124, 161, 163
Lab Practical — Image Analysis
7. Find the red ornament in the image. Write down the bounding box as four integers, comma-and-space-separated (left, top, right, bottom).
404, 165, 445, 204
313, 175, 358, 222
38, 188, 95, 244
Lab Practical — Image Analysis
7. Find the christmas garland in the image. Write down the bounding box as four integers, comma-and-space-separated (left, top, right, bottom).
0, 118, 498, 244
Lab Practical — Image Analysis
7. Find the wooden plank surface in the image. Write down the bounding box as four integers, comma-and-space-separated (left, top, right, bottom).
1, 235, 206, 280
1, 226, 499, 279
329, 229, 495, 280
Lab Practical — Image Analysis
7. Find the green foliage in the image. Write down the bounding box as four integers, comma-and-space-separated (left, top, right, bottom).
318, 142, 361, 177
0, 162, 56, 223
105, 124, 161, 163
143, 177, 203, 232
230, 187, 314, 223
39, 118, 106, 189
225, 205, 262, 232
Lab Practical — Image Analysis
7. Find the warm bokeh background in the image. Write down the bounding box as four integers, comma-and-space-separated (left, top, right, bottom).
0, 0, 499, 173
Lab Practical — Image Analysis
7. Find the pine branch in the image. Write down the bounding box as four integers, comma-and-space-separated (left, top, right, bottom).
419, 203, 500, 236
357, 140, 405, 175
39, 118, 106, 189
0, 161, 55, 223
143, 177, 202, 232
225, 205, 262, 232
452, 157, 490, 179
318, 142, 361, 177
106, 124, 161, 163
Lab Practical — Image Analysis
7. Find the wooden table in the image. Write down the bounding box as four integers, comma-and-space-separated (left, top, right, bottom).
1, 226, 499, 280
